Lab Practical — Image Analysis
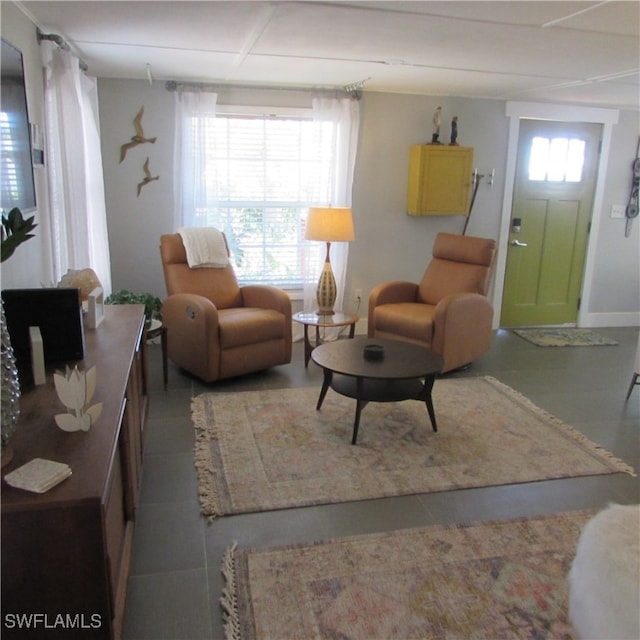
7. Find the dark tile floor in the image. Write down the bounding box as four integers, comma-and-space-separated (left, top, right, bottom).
122, 327, 639, 639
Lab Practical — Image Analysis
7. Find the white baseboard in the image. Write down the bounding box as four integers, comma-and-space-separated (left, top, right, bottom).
579, 311, 640, 328
347, 314, 638, 338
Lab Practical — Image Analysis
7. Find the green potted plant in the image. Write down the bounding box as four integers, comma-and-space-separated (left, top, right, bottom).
1, 207, 37, 262
105, 289, 162, 327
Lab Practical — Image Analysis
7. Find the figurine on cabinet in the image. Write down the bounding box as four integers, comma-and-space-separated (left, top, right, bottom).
450, 116, 459, 146
430, 106, 442, 144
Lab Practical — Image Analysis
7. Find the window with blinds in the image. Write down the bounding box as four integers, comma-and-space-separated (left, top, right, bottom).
1, 41, 37, 215
195, 113, 335, 288
0, 110, 35, 213
0, 112, 20, 208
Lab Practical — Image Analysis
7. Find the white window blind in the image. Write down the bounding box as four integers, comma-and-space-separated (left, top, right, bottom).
195, 113, 335, 288
0, 112, 20, 208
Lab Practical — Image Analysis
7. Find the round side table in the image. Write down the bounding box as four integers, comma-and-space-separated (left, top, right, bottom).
293, 311, 358, 367
146, 319, 168, 389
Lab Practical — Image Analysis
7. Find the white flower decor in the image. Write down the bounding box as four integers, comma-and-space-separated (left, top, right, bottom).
53, 365, 103, 432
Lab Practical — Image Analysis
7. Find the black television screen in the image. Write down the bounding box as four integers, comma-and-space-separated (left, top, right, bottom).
1, 38, 36, 215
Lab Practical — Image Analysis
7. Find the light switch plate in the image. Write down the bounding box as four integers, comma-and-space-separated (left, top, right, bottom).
610, 205, 626, 219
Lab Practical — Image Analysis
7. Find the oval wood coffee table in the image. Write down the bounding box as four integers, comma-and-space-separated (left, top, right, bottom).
311, 337, 444, 445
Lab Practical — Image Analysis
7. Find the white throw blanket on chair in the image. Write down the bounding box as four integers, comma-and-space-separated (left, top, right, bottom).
178, 227, 229, 268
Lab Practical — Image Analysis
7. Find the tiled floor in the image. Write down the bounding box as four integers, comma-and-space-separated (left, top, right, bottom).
122, 327, 639, 639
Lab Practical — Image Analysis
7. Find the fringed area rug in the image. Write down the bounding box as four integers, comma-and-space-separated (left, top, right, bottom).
221, 510, 594, 639
513, 328, 618, 347
191, 377, 634, 518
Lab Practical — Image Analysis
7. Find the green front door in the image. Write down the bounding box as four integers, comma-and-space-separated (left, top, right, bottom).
501, 120, 601, 327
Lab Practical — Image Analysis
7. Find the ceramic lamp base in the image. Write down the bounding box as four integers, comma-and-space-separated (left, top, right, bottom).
315, 260, 337, 315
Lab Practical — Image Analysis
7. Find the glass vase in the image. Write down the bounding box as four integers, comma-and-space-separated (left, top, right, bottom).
1, 300, 20, 466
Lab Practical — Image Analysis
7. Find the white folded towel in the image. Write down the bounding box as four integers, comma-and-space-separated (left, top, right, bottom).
178, 227, 229, 268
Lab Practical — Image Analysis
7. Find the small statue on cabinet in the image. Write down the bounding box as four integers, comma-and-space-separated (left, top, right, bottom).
449, 116, 458, 146
430, 106, 442, 144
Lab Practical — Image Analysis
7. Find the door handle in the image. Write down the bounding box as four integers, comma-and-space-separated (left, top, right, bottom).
510, 240, 528, 247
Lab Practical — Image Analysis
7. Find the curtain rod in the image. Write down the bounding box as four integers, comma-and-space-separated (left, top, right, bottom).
36, 29, 88, 72
165, 79, 367, 100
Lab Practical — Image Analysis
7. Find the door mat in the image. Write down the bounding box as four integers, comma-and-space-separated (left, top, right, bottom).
191, 377, 634, 518
513, 328, 618, 347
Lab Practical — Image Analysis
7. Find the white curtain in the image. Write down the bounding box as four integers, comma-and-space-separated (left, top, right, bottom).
43, 44, 112, 295
173, 89, 217, 229
303, 97, 360, 317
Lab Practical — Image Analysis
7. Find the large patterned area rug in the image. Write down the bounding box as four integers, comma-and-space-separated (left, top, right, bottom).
221, 510, 594, 639
191, 376, 634, 518
513, 328, 618, 347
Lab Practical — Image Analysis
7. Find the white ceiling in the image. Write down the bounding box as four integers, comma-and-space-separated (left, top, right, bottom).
16, 1, 640, 109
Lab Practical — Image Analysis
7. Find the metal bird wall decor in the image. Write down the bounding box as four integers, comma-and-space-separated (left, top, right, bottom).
137, 158, 159, 197
119, 106, 157, 163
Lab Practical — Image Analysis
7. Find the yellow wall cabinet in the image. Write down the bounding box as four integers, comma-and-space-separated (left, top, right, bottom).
407, 145, 474, 216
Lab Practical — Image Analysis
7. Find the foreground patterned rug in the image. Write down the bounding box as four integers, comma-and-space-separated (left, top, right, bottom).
221, 510, 594, 639
191, 377, 634, 518
513, 328, 618, 347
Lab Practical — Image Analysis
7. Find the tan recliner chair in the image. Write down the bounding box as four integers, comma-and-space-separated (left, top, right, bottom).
160, 233, 292, 382
368, 232, 496, 373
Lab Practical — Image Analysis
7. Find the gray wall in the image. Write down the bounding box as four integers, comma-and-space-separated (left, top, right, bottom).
3, 3, 639, 328
590, 108, 640, 316
99, 80, 173, 298
349, 93, 507, 308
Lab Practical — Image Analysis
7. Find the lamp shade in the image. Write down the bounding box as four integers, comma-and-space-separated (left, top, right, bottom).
305, 207, 354, 242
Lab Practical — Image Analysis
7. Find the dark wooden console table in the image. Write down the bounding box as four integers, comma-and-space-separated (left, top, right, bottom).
1, 305, 149, 639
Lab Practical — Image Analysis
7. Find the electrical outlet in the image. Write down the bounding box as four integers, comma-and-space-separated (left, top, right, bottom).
354, 288, 362, 302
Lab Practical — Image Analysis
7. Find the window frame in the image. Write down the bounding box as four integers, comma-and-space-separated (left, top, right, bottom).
199, 103, 328, 292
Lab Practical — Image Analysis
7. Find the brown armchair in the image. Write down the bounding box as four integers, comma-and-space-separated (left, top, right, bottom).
159, 233, 292, 382
368, 232, 496, 373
